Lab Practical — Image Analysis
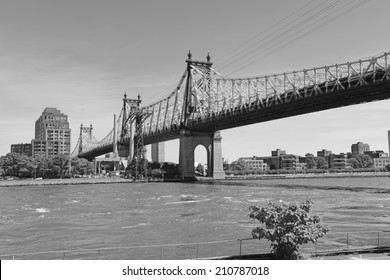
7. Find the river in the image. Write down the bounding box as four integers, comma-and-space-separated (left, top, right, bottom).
0, 177, 389, 259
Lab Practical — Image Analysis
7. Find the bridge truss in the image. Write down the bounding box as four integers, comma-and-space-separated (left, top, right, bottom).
73, 51, 390, 160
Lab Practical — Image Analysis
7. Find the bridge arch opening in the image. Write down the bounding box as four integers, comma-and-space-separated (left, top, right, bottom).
194, 144, 210, 177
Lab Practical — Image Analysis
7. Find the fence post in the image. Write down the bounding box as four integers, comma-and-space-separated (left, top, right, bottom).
346, 233, 349, 251
98, 249, 101, 260
196, 244, 199, 260
161, 246, 164, 260
239, 239, 242, 256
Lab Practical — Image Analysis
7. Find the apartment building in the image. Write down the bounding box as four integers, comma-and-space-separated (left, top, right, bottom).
31, 107, 71, 157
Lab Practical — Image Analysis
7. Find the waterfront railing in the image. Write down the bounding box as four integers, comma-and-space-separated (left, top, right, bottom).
309, 230, 390, 256
1, 231, 389, 260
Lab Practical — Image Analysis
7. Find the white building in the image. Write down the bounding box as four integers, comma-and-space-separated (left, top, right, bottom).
373, 157, 390, 169
239, 157, 269, 171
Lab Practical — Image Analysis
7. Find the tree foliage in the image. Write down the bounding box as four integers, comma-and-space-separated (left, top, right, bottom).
315, 157, 328, 169
348, 154, 374, 169
305, 154, 329, 170
305, 154, 316, 169
249, 199, 329, 259
126, 158, 149, 177
0, 153, 35, 177
161, 162, 179, 178
229, 159, 247, 171
0, 153, 93, 179
195, 163, 204, 175
71, 157, 94, 176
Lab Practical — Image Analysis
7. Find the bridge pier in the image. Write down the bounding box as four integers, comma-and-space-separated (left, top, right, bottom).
151, 142, 165, 163
179, 130, 225, 181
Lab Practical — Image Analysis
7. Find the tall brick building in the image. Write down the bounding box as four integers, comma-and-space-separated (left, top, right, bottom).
31, 108, 71, 157
351, 142, 370, 156
10, 143, 32, 157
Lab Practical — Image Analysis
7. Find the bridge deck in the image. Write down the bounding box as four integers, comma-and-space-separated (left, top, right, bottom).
143, 73, 390, 144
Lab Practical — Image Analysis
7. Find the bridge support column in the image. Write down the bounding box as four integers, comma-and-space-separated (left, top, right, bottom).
93, 159, 97, 175
211, 131, 225, 179
179, 130, 225, 181
151, 142, 165, 163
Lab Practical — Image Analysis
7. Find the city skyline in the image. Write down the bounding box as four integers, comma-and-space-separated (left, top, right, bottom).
1, 0, 390, 163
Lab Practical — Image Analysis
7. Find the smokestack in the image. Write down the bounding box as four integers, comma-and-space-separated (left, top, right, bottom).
388, 130, 390, 155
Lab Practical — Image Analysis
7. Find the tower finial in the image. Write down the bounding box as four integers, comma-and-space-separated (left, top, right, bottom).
187, 50, 192, 61
124, 92, 127, 100
207, 52, 211, 63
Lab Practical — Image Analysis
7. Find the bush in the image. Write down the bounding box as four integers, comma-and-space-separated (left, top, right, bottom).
249, 199, 329, 259
225, 170, 233, 175
160, 162, 179, 178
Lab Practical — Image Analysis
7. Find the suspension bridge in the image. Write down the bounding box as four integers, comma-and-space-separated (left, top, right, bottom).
71, 51, 390, 180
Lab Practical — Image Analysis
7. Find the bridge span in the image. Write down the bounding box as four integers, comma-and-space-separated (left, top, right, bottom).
72, 51, 390, 180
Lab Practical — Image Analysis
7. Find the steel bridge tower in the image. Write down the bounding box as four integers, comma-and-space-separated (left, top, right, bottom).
178, 51, 225, 180
120, 93, 150, 180
78, 124, 93, 154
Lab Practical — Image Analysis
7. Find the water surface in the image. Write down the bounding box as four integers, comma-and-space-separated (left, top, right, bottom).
1, 177, 389, 259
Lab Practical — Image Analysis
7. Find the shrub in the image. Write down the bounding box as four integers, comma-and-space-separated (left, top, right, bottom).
249, 199, 329, 259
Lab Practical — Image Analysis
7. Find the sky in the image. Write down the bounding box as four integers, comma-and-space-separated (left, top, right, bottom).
1, 0, 390, 164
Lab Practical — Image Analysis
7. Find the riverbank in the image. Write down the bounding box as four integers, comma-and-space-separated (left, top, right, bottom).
219, 246, 390, 260
1, 171, 389, 187
220, 171, 390, 181
0, 176, 132, 187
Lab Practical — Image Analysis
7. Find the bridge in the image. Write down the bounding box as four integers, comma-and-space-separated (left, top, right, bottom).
71, 51, 390, 180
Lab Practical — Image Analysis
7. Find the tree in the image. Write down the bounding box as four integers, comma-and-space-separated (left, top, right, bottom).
13, 154, 34, 178
148, 161, 161, 170
315, 157, 328, 169
348, 154, 374, 169
195, 163, 204, 175
305, 154, 316, 169
347, 157, 360, 169
51, 155, 70, 178
385, 164, 390, 172
355, 154, 373, 168
161, 162, 179, 178
0, 153, 35, 177
249, 199, 329, 259
127, 158, 149, 178
229, 159, 247, 171
33, 155, 51, 178
71, 157, 93, 176
150, 169, 164, 179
